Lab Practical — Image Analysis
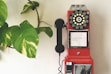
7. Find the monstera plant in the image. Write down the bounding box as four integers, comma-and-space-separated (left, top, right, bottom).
0, 0, 53, 58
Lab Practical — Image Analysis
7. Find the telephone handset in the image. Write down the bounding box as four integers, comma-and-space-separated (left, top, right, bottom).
55, 19, 65, 54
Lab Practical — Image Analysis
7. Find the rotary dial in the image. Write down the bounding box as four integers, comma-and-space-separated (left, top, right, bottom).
69, 10, 89, 30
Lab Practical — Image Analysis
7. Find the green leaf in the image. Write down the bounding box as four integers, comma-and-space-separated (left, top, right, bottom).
0, 21, 39, 58
0, 0, 8, 27
13, 20, 39, 58
36, 27, 53, 37
8, 26, 21, 44
21, 1, 39, 14
0, 23, 12, 49
0, 22, 8, 32
0, 25, 22, 50
0, 23, 8, 47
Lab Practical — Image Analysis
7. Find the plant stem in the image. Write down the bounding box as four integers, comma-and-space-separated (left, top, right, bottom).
28, 0, 40, 28
40, 21, 52, 26
35, 8, 40, 28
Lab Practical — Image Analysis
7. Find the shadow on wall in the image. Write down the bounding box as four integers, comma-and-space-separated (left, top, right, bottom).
90, 8, 109, 74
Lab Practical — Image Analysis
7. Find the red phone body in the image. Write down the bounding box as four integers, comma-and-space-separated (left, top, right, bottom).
64, 5, 94, 74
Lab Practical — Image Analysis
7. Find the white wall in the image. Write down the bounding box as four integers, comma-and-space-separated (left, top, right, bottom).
0, 0, 111, 74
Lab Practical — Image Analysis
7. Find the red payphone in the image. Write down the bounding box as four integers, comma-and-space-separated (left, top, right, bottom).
55, 5, 94, 74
